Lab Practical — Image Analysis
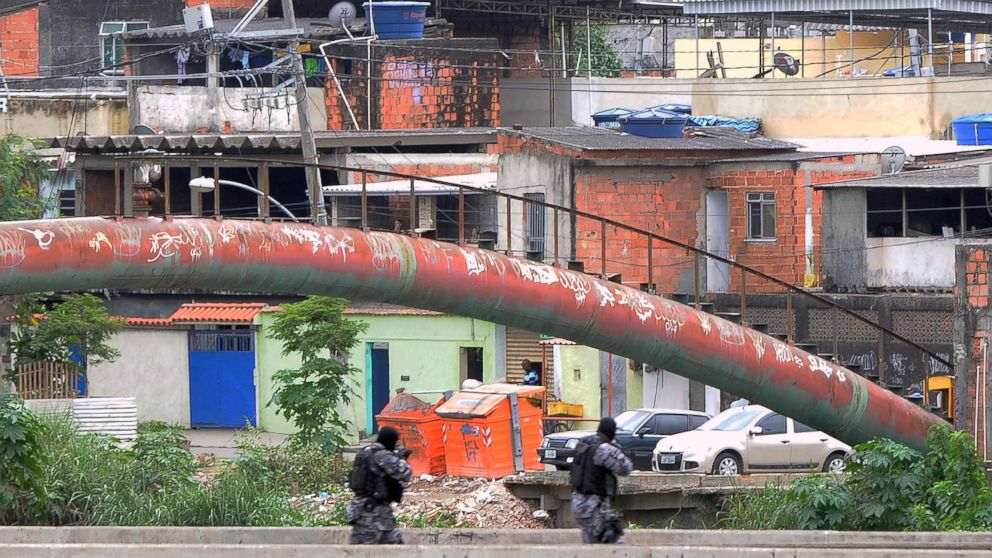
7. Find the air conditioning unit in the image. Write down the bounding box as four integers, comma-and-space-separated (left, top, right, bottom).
183, 4, 214, 34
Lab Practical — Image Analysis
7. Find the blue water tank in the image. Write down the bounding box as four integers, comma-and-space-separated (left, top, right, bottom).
364, 2, 430, 39
592, 107, 634, 129
649, 103, 692, 115
952, 114, 992, 146
618, 107, 688, 138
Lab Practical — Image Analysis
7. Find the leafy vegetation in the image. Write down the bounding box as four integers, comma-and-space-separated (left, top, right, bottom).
0, 405, 331, 526
267, 296, 367, 450
573, 24, 624, 78
9, 293, 123, 380
0, 134, 48, 221
0, 395, 48, 524
719, 424, 992, 531
236, 429, 349, 496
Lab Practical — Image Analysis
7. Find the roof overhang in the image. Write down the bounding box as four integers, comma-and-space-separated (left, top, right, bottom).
682, 0, 992, 31
323, 172, 496, 196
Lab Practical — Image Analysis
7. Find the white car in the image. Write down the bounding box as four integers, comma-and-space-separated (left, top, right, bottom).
652, 405, 851, 475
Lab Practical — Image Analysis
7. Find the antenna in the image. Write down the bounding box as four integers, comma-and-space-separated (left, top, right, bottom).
329, 1, 358, 29
881, 146, 907, 174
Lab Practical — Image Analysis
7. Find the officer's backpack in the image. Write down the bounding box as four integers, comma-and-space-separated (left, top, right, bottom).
349, 446, 403, 503
569, 439, 600, 492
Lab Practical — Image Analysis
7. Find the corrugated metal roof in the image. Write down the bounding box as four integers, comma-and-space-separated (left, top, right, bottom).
170, 302, 270, 324
817, 165, 983, 189
324, 172, 497, 196
503, 126, 796, 153
683, 0, 992, 16
51, 129, 496, 154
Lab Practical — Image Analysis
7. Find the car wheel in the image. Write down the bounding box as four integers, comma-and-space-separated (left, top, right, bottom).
823, 452, 846, 473
712, 452, 742, 475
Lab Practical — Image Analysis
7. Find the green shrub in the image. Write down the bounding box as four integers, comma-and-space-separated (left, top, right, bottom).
0, 396, 48, 524
720, 424, 992, 531
237, 431, 349, 495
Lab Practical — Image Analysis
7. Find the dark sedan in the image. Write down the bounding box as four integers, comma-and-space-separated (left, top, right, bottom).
537, 408, 712, 471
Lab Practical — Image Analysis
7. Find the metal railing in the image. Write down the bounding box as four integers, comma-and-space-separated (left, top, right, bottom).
107, 153, 954, 387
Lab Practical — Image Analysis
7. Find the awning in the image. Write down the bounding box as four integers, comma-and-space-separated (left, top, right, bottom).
323, 172, 496, 197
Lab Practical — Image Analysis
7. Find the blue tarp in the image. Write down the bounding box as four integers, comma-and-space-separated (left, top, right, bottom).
687, 115, 761, 134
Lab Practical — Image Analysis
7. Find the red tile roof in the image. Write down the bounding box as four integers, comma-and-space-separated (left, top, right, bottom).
170, 303, 270, 324
126, 317, 174, 327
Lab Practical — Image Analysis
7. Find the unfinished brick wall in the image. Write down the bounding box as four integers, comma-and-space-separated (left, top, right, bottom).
573, 166, 704, 292
325, 39, 500, 131
444, 15, 545, 78
953, 245, 991, 458
0, 6, 39, 76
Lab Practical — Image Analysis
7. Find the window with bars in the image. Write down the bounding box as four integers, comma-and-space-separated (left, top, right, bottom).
99, 21, 148, 73
525, 193, 546, 258
746, 192, 776, 241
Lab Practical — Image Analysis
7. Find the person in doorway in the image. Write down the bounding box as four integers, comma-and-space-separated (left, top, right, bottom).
347, 426, 412, 544
570, 417, 633, 544
521, 359, 540, 386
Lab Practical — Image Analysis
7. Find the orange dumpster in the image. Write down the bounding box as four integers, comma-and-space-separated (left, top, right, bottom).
375, 392, 446, 477
435, 383, 545, 478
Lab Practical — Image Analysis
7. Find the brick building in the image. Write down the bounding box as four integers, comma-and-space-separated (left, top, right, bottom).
124, 16, 500, 133
496, 126, 881, 294
0, 0, 187, 79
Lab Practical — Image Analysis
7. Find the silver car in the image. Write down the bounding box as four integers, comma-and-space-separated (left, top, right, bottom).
652, 405, 851, 475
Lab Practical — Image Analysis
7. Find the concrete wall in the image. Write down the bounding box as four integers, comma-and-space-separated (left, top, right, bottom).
1, 94, 127, 138
674, 31, 908, 79
87, 328, 190, 426
557, 344, 601, 420
256, 311, 499, 438
133, 86, 328, 133
499, 76, 992, 139
501, 78, 574, 127
822, 189, 868, 292
866, 237, 958, 289
496, 151, 574, 263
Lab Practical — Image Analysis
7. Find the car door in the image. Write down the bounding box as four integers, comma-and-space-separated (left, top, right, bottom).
789, 420, 830, 470
745, 412, 791, 472
627, 413, 688, 470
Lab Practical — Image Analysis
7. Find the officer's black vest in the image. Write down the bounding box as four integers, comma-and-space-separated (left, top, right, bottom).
350, 445, 404, 503
571, 435, 618, 497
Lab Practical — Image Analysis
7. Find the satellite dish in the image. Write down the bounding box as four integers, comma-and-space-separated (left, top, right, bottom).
881, 146, 907, 174
773, 52, 800, 76
329, 1, 357, 28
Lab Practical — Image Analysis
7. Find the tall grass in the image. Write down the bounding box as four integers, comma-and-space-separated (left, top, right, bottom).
2, 412, 311, 526
717, 484, 797, 530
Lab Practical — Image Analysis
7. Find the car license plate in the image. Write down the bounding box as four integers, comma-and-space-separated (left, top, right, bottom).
659, 454, 676, 464
545, 449, 557, 459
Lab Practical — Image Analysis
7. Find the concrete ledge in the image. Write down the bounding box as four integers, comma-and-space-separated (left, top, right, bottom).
0, 544, 991, 558
0, 528, 990, 549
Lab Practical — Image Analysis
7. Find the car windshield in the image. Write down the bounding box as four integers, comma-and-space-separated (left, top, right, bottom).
699, 408, 764, 432
613, 410, 650, 431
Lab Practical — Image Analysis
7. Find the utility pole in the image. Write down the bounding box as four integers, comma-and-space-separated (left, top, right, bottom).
281, 0, 326, 225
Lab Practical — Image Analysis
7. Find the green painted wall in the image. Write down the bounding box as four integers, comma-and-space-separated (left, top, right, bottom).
627, 363, 644, 412
256, 311, 498, 439
557, 345, 602, 421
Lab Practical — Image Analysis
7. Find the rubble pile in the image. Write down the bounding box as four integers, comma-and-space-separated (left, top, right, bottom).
292, 475, 550, 529
396, 475, 549, 529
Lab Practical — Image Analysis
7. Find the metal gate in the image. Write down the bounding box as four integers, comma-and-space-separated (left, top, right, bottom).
188, 331, 256, 428
600, 352, 627, 417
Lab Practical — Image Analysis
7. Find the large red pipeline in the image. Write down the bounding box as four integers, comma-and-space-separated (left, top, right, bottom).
0, 217, 940, 449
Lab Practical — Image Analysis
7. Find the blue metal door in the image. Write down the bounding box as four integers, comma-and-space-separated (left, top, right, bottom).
369, 344, 390, 433
189, 331, 256, 428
